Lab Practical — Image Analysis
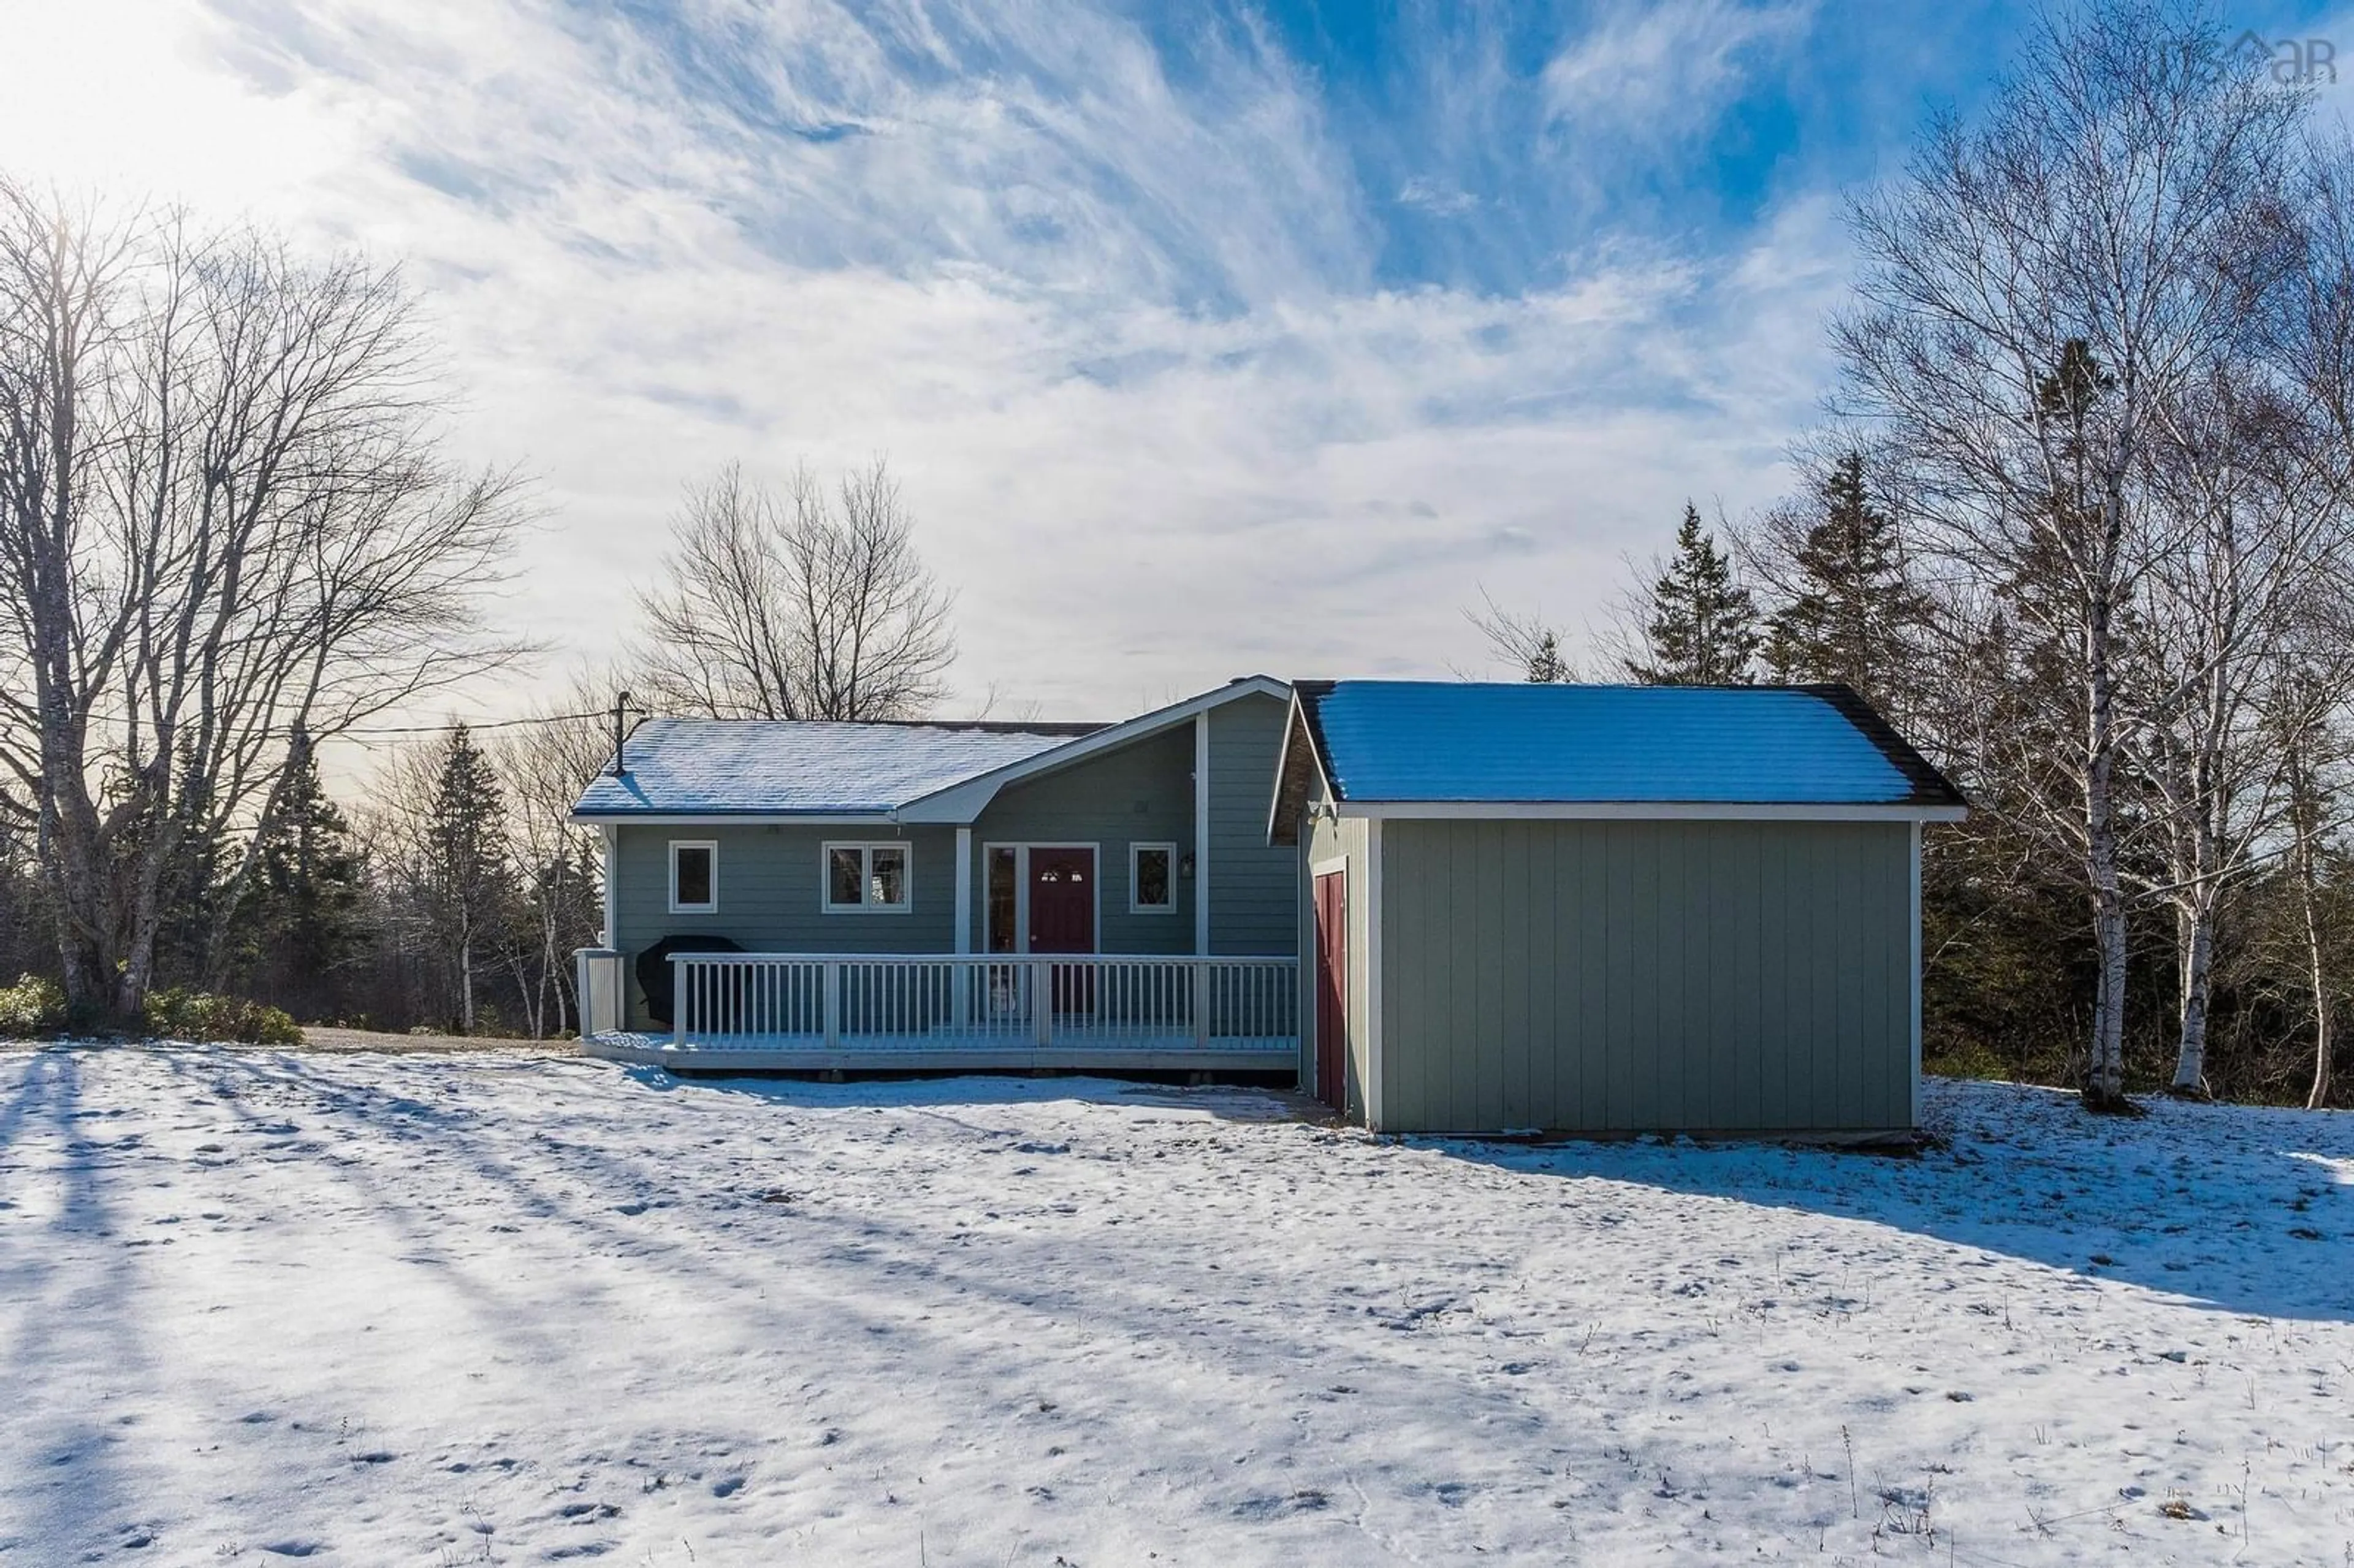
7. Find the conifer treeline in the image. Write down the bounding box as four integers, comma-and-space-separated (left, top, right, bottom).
0, 725, 603, 1037
1511, 441, 2352, 1107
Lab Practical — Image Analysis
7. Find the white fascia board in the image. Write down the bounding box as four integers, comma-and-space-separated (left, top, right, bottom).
1263, 688, 1338, 846
897, 676, 1292, 824
1333, 800, 1968, 824
572, 812, 901, 827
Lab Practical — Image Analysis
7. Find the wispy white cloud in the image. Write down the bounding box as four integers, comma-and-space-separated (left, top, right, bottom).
0, 0, 1854, 724
1541, 0, 1815, 147
1397, 177, 1480, 216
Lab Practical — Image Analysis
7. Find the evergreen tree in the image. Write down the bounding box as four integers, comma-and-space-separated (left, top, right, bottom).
1623, 504, 1761, 685
1764, 452, 1932, 711
148, 744, 227, 988
239, 751, 365, 1019
1524, 630, 1572, 684
424, 726, 511, 1033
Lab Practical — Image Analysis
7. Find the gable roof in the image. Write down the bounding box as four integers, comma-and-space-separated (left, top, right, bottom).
569, 676, 1294, 823
896, 676, 1290, 822
571, 718, 1102, 820
1271, 680, 1964, 838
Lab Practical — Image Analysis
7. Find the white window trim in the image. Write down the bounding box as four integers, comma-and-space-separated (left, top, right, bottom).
821, 840, 914, 915
668, 840, 718, 915
1129, 842, 1178, 915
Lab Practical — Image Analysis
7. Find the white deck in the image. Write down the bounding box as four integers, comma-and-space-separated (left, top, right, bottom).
582, 1032, 1299, 1073
577, 951, 1302, 1075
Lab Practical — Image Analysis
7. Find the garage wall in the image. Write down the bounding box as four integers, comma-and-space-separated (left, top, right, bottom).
1301, 808, 1372, 1114
1376, 818, 1914, 1134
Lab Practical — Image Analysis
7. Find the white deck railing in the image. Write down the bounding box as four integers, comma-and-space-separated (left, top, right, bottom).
666, 953, 1298, 1052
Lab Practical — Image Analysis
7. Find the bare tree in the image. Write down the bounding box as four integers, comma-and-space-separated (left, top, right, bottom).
2263, 661, 2350, 1108
1465, 588, 1576, 682
1833, 3, 2309, 1109
493, 672, 624, 1038
0, 182, 527, 1024
2132, 370, 2354, 1095
632, 460, 956, 721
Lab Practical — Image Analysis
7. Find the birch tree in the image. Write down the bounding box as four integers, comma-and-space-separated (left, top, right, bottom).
2264, 665, 2348, 1108
2133, 374, 2354, 1095
0, 183, 525, 1024
1834, 3, 2307, 1108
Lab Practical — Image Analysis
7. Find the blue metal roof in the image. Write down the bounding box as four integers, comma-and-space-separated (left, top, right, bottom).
571, 718, 1097, 817
1299, 682, 1956, 805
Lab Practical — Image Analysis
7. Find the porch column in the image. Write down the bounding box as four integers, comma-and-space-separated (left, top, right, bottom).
954, 826, 973, 955
953, 825, 975, 1030
598, 824, 617, 948
1194, 710, 1211, 956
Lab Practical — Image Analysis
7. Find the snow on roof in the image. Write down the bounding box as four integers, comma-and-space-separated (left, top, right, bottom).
1296, 681, 1963, 806
572, 717, 1103, 817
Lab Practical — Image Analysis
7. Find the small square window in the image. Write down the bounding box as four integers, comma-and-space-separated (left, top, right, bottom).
823, 842, 913, 913
1130, 843, 1176, 913
670, 842, 717, 913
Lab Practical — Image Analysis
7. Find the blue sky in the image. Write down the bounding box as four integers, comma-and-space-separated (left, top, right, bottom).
2, 0, 2348, 722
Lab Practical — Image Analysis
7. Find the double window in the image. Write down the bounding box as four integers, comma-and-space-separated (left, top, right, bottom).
669, 841, 718, 914
824, 842, 911, 913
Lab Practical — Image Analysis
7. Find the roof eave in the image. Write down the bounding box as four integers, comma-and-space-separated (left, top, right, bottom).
569, 809, 904, 826
1330, 800, 1969, 823
898, 676, 1292, 824
1265, 682, 1339, 846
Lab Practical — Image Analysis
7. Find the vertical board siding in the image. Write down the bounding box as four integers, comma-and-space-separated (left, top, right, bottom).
1206, 694, 1300, 956
1377, 818, 1916, 1134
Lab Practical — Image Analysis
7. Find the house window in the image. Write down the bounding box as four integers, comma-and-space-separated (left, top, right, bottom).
823, 842, 911, 913
1130, 843, 1176, 913
669, 841, 717, 913
987, 845, 1018, 953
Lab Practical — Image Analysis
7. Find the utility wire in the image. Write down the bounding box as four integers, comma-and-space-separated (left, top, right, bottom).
313, 707, 615, 739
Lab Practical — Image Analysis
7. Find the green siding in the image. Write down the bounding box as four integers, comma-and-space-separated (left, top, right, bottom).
1376, 818, 1915, 1135
969, 725, 1195, 954
605, 696, 1301, 1027
610, 823, 958, 1027
1301, 808, 1371, 1114
1207, 693, 1298, 955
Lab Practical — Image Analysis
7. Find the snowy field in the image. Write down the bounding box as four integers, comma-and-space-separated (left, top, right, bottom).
1, 1045, 2350, 1566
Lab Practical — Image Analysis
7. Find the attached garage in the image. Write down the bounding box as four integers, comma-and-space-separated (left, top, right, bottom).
1270, 681, 1967, 1136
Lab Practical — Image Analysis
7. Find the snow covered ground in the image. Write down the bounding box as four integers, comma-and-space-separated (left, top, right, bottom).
1, 1045, 2350, 1566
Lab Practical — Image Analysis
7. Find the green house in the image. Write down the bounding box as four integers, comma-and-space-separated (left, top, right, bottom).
571, 677, 1302, 1072
573, 674, 1963, 1138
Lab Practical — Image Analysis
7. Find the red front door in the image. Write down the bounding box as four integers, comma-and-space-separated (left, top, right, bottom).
1029, 848, 1095, 1013
1313, 870, 1348, 1111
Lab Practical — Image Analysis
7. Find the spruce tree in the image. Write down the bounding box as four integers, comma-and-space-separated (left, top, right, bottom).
240, 751, 365, 1018
1623, 504, 1761, 685
1524, 630, 1572, 684
1764, 451, 1931, 711
425, 726, 511, 1034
